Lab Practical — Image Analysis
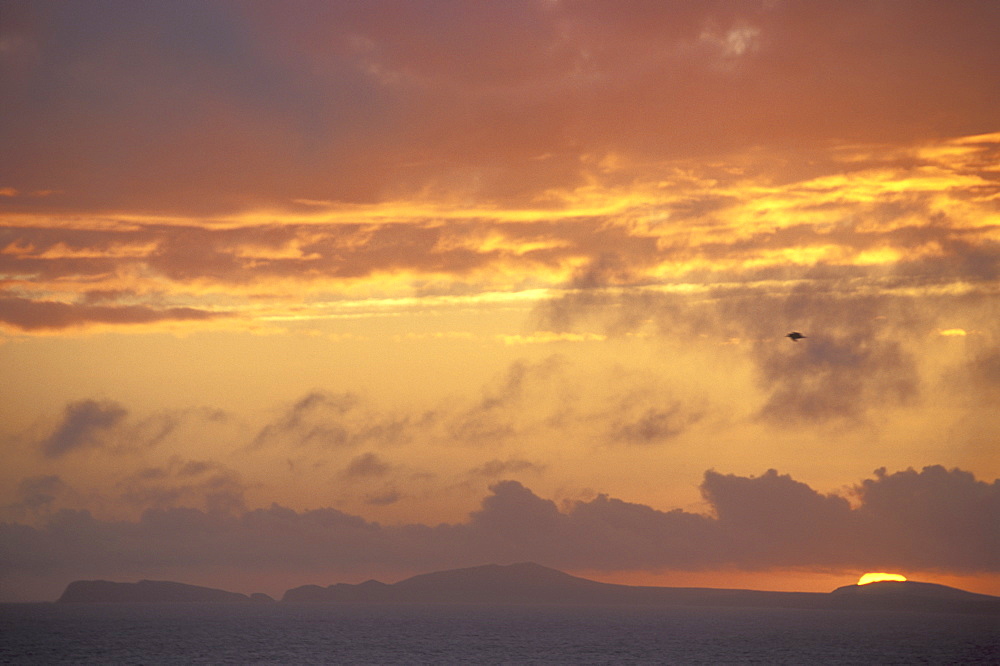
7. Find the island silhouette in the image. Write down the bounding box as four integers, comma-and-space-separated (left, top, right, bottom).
59, 579, 275, 604
58, 562, 999, 614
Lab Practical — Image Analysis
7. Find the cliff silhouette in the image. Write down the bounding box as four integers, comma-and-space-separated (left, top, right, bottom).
58, 563, 999, 614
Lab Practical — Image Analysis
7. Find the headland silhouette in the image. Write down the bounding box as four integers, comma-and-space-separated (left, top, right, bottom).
58, 562, 999, 614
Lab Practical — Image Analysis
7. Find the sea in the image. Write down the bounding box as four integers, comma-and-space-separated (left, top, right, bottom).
1, 603, 997, 664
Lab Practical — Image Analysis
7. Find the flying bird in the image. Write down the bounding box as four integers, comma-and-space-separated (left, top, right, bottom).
786, 332, 806, 342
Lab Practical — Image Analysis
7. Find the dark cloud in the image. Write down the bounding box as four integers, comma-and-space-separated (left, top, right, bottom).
249, 390, 415, 451
5, 475, 71, 516
3, 1, 997, 213
537, 287, 935, 424
754, 334, 919, 423
178, 460, 212, 477
744, 291, 923, 423
0, 297, 221, 332
343, 453, 391, 478
701, 469, 853, 566
34, 402, 228, 458
40, 399, 128, 458
126, 412, 185, 450
955, 348, 1000, 405
469, 459, 545, 478
250, 391, 360, 449
448, 357, 568, 445
363, 490, 401, 507
852, 466, 1000, 571
606, 401, 704, 446
536, 289, 668, 339
570, 251, 655, 290
2, 465, 994, 600
116, 459, 247, 515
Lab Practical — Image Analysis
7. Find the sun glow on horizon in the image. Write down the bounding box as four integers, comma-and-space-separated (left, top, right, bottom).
857, 572, 907, 585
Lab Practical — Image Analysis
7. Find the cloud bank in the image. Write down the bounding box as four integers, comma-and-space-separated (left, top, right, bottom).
2, 465, 995, 601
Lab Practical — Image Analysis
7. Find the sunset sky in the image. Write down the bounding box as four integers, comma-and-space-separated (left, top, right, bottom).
2, 0, 998, 602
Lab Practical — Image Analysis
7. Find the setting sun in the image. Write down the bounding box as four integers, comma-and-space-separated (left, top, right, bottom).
858, 573, 908, 585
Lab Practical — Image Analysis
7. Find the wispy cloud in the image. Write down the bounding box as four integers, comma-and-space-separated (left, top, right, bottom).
40, 400, 128, 458
249, 390, 415, 452
35, 402, 228, 459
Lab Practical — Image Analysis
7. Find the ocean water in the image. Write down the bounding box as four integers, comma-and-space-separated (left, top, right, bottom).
1, 603, 997, 664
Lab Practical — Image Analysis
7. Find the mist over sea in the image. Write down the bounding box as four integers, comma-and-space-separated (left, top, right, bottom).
2, 603, 997, 664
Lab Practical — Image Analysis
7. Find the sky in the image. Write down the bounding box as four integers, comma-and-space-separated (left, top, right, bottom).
1, 0, 998, 602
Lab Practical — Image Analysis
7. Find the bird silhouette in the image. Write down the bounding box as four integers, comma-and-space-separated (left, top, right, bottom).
786, 332, 806, 342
